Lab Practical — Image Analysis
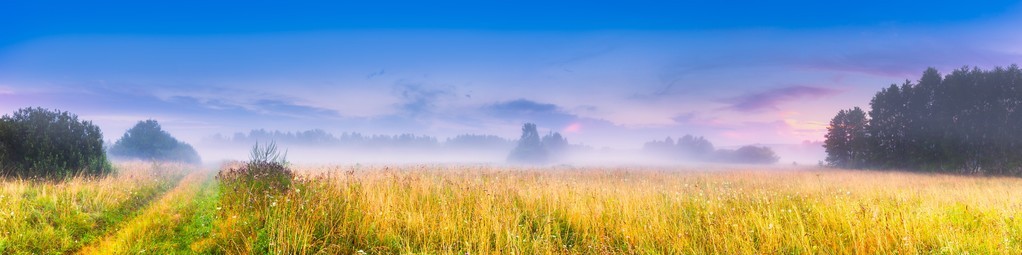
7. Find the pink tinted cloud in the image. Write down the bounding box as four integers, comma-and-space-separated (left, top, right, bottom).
563, 122, 581, 133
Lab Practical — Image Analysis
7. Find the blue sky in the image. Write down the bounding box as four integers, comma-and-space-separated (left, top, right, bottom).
2, 1, 1021, 150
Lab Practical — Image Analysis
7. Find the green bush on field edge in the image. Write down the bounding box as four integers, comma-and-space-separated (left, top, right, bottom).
0, 107, 111, 179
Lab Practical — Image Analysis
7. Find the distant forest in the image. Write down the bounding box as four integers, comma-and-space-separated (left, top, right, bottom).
206, 129, 518, 152
824, 65, 1022, 175
205, 127, 586, 164
643, 135, 779, 164
209, 128, 785, 165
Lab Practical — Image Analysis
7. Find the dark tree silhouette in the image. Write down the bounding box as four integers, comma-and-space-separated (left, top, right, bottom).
824, 65, 1022, 175
109, 120, 201, 164
0, 107, 111, 178
507, 123, 548, 164
823, 107, 869, 168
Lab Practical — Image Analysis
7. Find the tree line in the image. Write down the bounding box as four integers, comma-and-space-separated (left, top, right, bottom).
643, 135, 779, 164
824, 65, 1022, 175
208, 129, 514, 151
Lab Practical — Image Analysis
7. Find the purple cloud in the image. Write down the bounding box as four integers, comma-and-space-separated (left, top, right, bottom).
489, 99, 558, 114
392, 82, 456, 116
723, 86, 839, 112
485, 99, 579, 126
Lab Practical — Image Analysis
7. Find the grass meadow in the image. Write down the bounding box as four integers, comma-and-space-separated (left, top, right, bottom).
207, 164, 1022, 254
0, 162, 186, 254
2, 162, 1022, 254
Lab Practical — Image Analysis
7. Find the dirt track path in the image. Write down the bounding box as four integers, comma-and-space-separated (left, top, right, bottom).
76, 170, 218, 254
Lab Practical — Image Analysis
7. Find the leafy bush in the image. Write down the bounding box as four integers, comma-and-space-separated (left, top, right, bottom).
0, 107, 111, 179
108, 119, 201, 164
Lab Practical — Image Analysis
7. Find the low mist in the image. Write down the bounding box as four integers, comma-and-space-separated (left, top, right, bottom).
189, 129, 826, 167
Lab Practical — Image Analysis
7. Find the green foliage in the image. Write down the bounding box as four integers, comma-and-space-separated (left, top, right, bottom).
109, 119, 201, 164
824, 65, 1022, 175
0, 107, 111, 179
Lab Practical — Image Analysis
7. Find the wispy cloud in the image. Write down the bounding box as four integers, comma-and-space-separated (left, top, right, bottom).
250, 99, 342, 119
392, 81, 456, 116
723, 86, 840, 113
484, 98, 578, 126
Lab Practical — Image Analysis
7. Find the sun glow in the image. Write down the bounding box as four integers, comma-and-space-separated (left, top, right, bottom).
564, 122, 582, 133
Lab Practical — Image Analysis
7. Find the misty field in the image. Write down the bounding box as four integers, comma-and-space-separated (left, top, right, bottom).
207, 164, 1022, 254
3, 163, 1022, 254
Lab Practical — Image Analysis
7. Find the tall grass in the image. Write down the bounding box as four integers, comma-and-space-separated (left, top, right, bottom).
209, 165, 1022, 254
0, 162, 185, 254
77, 170, 216, 254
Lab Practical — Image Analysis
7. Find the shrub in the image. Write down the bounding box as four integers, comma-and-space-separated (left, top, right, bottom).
0, 107, 111, 179
217, 141, 293, 196
108, 119, 201, 164
211, 142, 295, 253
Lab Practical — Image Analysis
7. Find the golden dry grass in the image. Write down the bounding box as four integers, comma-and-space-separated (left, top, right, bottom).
0, 162, 184, 254
208, 164, 1022, 254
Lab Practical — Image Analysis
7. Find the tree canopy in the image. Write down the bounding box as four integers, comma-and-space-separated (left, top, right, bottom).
0, 107, 111, 178
824, 65, 1022, 175
109, 119, 201, 164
